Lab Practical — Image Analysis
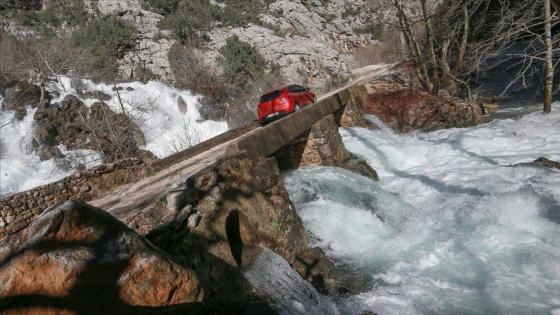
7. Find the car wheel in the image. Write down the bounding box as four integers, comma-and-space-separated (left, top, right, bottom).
294, 103, 301, 112
313, 96, 317, 103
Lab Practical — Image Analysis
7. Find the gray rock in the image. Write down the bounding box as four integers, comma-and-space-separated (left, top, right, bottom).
14, 106, 26, 120
225, 101, 256, 129
37, 145, 65, 161
4, 81, 42, 110
166, 188, 200, 210
177, 96, 188, 114
199, 101, 224, 121
34, 122, 59, 146
187, 213, 201, 228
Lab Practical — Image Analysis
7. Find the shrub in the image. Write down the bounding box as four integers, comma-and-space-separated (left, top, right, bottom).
152, 0, 269, 42
71, 16, 138, 81
157, 0, 219, 43
218, 35, 266, 85
168, 42, 226, 99
10, 0, 88, 28
140, 0, 181, 16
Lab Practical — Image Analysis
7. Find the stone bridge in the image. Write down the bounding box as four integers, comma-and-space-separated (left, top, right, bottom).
0, 78, 379, 312
0, 84, 369, 240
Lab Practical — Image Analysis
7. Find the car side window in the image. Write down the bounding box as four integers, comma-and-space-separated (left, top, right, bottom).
287, 85, 298, 93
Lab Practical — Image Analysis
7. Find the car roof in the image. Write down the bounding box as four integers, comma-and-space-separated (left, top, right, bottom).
260, 84, 305, 97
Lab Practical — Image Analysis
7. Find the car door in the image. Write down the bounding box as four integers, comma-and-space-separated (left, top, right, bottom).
289, 85, 304, 106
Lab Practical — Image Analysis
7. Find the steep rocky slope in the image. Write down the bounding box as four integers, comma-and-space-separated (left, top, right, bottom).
0, 0, 383, 88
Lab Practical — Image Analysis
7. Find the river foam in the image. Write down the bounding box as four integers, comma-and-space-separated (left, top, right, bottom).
284, 104, 560, 315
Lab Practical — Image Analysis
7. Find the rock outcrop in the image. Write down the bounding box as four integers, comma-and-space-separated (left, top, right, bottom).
136, 153, 311, 311
535, 156, 560, 170
32, 95, 149, 162
87, 0, 174, 81
3, 81, 44, 116
0, 201, 203, 314
362, 66, 485, 132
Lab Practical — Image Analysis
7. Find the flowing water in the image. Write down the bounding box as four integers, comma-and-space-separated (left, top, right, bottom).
3, 79, 560, 314
242, 247, 341, 315
282, 105, 560, 315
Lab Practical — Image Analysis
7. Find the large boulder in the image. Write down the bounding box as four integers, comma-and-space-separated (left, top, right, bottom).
3, 81, 44, 111
362, 69, 484, 132
0, 201, 203, 314
32, 96, 149, 162
142, 154, 311, 311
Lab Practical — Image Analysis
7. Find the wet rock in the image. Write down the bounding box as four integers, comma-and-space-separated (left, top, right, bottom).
177, 96, 188, 114
14, 106, 26, 120
0, 201, 203, 314
3, 81, 43, 110
199, 100, 224, 121
37, 145, 65, 161
80, 90, 112, 101
341, 153, 379, 181
34, 122, 59, 146
534, 157, 560, 169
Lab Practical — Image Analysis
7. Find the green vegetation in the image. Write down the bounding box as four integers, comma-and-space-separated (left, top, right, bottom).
271, 220, 280, 231
143, 0, 269, 43
71, 16, 138, 81
218, 35, 266, 85
7, 0, 88, 28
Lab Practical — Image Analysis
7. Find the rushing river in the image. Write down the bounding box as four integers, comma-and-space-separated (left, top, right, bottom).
282, 104, 560, 315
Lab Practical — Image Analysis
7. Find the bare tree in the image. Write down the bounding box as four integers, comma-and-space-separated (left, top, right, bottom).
386, 0, 558, 112
0, 31, 82, 101
544, 0, 554, 113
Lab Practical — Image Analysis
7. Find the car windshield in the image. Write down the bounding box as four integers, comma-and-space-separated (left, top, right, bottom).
259, 90, 282, 103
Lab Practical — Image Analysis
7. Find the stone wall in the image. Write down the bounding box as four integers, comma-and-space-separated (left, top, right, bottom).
273, 114, 349, 170
0, 158, 150, 239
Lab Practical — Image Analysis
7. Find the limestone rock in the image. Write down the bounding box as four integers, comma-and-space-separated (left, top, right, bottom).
0, 201, 203, 314
207, 24, 350, 88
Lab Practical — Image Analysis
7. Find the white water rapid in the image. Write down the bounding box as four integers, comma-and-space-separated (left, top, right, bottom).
283, 105, 560, 315
242, 247, 341, 315
0, 78, 228, 196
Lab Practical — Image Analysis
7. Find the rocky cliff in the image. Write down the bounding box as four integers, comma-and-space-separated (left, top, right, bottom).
0, 0, 381, 88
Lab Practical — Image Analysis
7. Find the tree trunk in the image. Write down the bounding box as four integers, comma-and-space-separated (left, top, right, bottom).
392, 0, 432, 92
421, 0, 439, 94
454, 3, 469, 73
544, 0, 553, 113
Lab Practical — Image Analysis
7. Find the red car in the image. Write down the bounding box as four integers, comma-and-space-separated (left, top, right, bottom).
257, 84, 317, 125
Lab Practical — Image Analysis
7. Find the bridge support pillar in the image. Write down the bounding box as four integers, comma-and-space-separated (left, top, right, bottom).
272, 114, 349, 170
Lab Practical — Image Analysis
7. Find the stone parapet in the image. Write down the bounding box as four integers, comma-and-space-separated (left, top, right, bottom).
0, 158, 149, 239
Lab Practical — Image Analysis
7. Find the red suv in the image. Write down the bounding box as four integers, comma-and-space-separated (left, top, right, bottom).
257, 84, 317, 125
